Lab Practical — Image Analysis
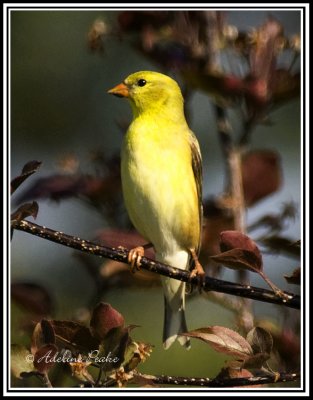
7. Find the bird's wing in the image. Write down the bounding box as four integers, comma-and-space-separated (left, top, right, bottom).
189, 130, 203, 256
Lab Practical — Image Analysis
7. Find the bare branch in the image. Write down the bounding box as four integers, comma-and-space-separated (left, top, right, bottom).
134, 371, 300, 387
11, 219, 300, 309
215, 103, 252, 329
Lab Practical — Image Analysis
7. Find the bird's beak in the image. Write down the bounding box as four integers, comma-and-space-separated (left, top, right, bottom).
107, 82, 129, 98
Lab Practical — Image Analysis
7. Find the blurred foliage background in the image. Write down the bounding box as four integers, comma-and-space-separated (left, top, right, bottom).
10, 9, 301, 387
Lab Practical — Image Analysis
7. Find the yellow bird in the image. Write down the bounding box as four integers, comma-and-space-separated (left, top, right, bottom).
108, 71, 203, 349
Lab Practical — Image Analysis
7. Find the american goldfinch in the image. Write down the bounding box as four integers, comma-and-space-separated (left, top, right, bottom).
108, 71, 203, 349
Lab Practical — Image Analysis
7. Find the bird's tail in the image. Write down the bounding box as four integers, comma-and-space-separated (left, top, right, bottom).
157, 251, 191, 350
163, 291, 190, 349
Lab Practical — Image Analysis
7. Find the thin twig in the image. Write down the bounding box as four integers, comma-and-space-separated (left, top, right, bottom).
41, 372, 53, 388
11, 219, 300, 309
203, 291, 244, 314
214, 104, 246, 234
239, 116, 256, 147
215, 103, 252, 330
228, 147, 246, 232
215, 104, 232, 160
134, 371, 300, 387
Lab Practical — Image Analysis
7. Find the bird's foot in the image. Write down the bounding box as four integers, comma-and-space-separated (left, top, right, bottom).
128, 246, 145, 273
189, 249, 205, 291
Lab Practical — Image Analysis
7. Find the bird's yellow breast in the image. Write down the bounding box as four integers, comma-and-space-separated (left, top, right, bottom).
121, 116, 200, 255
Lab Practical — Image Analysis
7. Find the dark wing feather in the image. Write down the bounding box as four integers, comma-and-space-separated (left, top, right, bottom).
189, 130, 203, 256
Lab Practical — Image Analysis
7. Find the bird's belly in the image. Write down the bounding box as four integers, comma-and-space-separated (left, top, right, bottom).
121, 148, 199, 255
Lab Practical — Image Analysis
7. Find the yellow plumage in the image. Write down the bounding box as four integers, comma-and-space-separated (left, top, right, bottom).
108, 71, 202, 349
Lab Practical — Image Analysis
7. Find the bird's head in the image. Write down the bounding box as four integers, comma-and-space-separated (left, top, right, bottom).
108, 71, 184, 117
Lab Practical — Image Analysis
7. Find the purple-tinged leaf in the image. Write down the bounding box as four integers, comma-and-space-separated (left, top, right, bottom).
182, 326, 253, 359
11, 161, 42, 194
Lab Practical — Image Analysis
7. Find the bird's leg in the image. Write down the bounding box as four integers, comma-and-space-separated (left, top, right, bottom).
128, 243, 153, 273
189, 249, 205, 289
189, 249, 205, 278
128, 247, 144, 273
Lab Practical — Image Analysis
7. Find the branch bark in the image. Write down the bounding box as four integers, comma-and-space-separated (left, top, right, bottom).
215, 103, 253, 330
11, 219, 300, 309
135, 371, 300, 387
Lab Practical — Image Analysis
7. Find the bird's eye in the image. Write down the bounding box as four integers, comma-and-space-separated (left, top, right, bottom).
137, 79, 146, 87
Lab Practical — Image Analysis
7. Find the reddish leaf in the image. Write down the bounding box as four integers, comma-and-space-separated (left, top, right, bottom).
220, 231, 262, 261
257, 319, 300, 369
40, 320, 55, 345
272, 69, 300, 106
100, 260, 160, 286
11, 201, 39, 222
246, 327, 273, 356
201, 199, 235, 257
244, 77, 270, 106
243, 352, 271, 369
33, 344, 58, 374
262, 236, 301, 258
211, 248, 263, 273
216, 366, 254, 379
275, 328, 301, 369
90, 303, 125, 341
31, 320, 55, 355
241, 150, 282, 206
215, 366, 261, 388
17, 153, 123, 205
96, 229, 155, 259
99, 326, 130, 372
217, 230, 263, 272
118, 11, 171, 32
15, 175, 86, 202
11, 283, 53, 316
215, 234, 287, 295
181, 69, 242, 104
15, 172, 121, 207
233, 327, 273, 369
248, 17, 284, 105
11, 161, 42, 194
21, 160, 42, 175
284, 267, 301, 285
183, 326, 253, 359
50, 320, 99, 353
